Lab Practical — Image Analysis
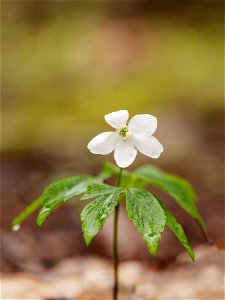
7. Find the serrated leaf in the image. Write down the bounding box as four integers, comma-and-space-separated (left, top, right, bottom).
12, 175, 103, 229
135, 165, 207, 238
81, 183, 118, 200
36, 175, 102, 227
81, 186, 123, 246
126, 188, 166, 255
158, 200, 195, 261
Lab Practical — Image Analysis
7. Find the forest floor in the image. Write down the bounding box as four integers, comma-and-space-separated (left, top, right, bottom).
1, 245, 224, 300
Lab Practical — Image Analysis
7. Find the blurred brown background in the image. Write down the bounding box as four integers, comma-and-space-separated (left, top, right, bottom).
1, 1, 224, 299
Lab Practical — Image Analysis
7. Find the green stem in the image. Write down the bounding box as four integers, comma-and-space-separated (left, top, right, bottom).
113, 167, 123, 300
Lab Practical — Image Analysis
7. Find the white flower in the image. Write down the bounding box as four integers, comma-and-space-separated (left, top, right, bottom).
87, 110, 163, 168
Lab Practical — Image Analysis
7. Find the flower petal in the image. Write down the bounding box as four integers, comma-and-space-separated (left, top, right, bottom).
114, 139, 137, 168
128, 114, 157, 135
87, 132, 119, 155
132, 134, 163, 158
104, 110, 129, 129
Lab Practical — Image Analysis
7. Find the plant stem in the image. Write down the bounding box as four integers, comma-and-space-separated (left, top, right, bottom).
113, 167, 123, 300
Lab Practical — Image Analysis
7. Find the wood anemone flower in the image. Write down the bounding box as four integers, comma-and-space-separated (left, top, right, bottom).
87, 110, 164, 168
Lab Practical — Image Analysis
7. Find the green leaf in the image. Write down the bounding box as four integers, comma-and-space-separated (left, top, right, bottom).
100, 161, 147, 188
126, 188, 166, 255
36, 175, 101, 227
81, 183, 118, 200
81, 185, 123, 246
11, 196, 43, 230
134, 165, 207, 238
158, 200, 195, 261
99, 161, 121, 180
120, 174, 147, 189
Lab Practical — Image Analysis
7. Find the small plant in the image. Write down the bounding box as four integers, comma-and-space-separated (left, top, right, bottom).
12, 110, 208, 300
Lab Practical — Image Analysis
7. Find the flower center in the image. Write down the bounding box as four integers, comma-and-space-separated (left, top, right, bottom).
118, 126, 130, 141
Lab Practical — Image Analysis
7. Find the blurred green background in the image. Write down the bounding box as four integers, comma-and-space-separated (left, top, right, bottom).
1, 0, 224, 274
2, 1, 223, 154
